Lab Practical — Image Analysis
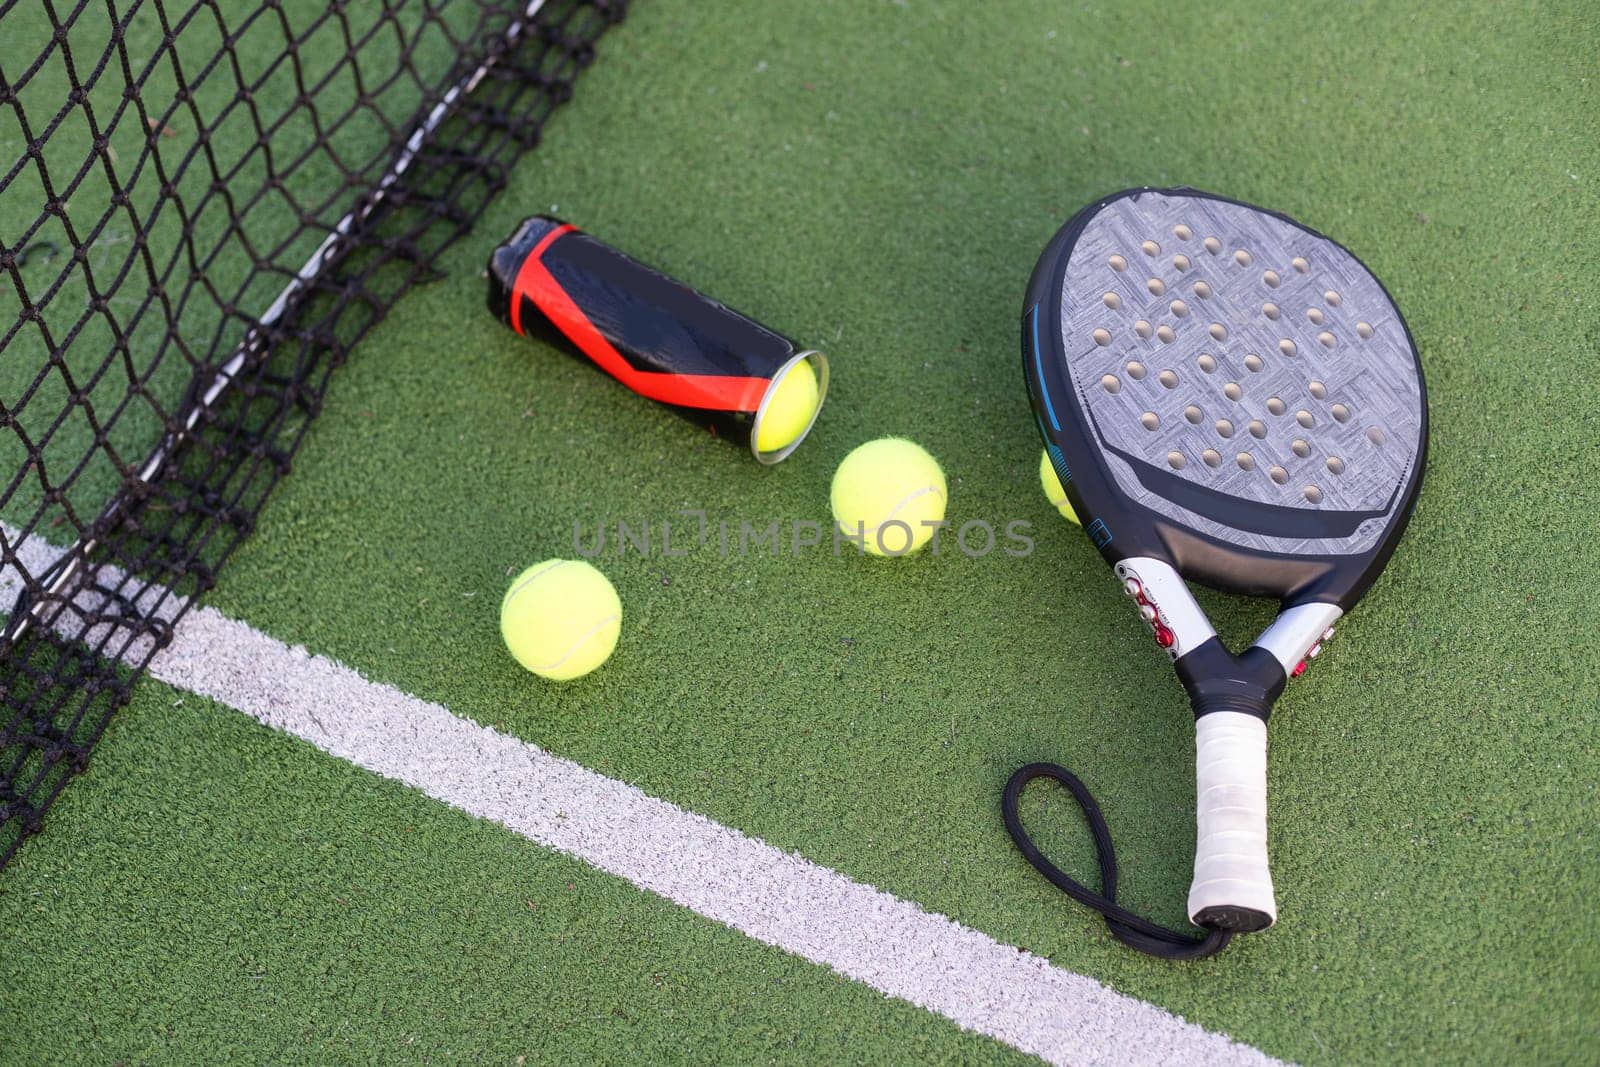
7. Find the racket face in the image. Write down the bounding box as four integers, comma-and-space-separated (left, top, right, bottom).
1024, 188, 1427, 608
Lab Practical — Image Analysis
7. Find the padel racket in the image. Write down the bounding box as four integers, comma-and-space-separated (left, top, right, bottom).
1011, 187, 1427, 958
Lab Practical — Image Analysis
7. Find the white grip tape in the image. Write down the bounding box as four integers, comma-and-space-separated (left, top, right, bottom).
1187, 711, 1277, 926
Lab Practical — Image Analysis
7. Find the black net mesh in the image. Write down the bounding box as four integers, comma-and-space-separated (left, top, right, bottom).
0, 0, 627, 869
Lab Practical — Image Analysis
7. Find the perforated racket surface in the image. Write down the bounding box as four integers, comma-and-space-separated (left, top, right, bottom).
1016, 187, 1427, 953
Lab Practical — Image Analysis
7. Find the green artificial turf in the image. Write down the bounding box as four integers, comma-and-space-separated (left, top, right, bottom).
0, 677, 1026, 1065
4, 0, 1600, 1063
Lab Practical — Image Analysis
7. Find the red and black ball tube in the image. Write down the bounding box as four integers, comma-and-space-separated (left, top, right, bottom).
487, 217, 828, 463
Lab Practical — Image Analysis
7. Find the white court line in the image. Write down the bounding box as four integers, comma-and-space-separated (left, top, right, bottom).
0, 531, 1281, 1066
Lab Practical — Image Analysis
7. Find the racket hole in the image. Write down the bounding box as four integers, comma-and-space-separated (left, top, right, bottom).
1318, 330, 1336, 349
1093, 328, 1112, 346
1109, 254, 1128, 271
1244, 353, 1264, 372
1169, 299, 1189, 317
1309, 379, 1327, 399
1248, 419, 1267, 438
1224, 382, 1243, 401
1197, 354, 1217, 373
1304, 484, 1323, 503
1172, 254, 1191, 272
1357, 321, 1374, 339
1331, 403, 1351, 423
1147, 277, 1166, 296
1324, 289, 1342, 306
1125, 360, 1147, 380
1291, 438, 1311, 458
1326, 456, 1345, 474
1100, 373, 1122, 394
1215, 418, 1235, 438
1263, 270, 1281, 288
1204, 236, 1222, 254
1193, 281, 1212, 299
1296, 409, 1315, 428
1201, 448, 1222, 467
1140, 411, 1160, 431
1267, 396, 1286, 416
1209, 322, 1228, 341
1135, 319, 1154, 339
1279, 338, 1297, 356
1367, 426, 1386, 445
1184, 404, 1203, 423
1291, 256, 1309, 273
1307, 307, 1325, 325
1159, 369, 1179, 388
1156, 325, 1176, 344
1236, 452, 1256, 471
1102, 292, 1122, 310
1269, 465, 1289, 484
1141, 240, 1161, 257
1174, 224, 1193, 240
1263, 302, 1281, 320
1234, 249, 1253, 267
1167, 450, 1186, 470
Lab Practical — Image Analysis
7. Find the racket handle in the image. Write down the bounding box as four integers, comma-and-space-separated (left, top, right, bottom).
1187, 710, 1277, 932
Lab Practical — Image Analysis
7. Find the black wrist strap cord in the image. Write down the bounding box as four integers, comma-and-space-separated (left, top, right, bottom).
1002, 762, 1232, 961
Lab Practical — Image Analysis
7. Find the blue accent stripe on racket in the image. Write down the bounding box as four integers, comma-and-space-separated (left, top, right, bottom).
1029, 304, 1060, 432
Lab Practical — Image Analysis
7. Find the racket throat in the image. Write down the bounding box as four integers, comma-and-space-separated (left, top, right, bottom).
1176, 639, 1286, 720
1113, 554, 1286, 716
1111, 556, 1344, 705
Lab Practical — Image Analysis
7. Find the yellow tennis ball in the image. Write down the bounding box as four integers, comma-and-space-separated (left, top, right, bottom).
756, 358, 820, 454
830, 437, 948, 556
1039, 449, 1080, 525
500, 559, 621, 681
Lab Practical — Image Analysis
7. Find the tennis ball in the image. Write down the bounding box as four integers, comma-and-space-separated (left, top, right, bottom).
830, 437, 948, 556
500, 559, 621, 681
1039, 449, 1080, 525
755, 358, 820, 454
